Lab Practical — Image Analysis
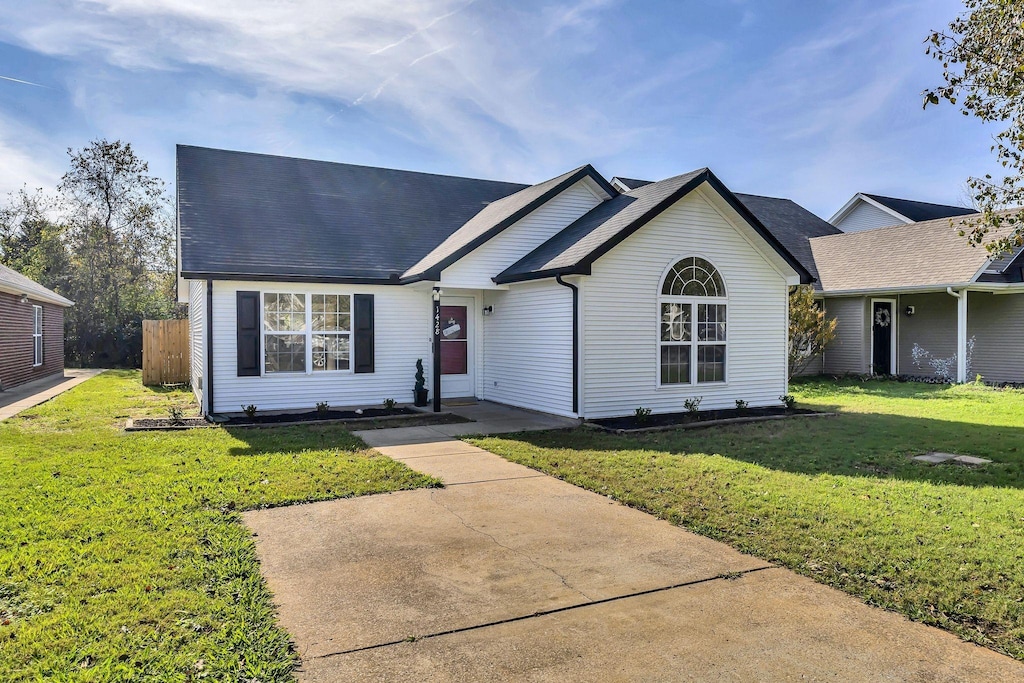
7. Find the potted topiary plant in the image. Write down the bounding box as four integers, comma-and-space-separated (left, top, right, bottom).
413, 359, 429, 407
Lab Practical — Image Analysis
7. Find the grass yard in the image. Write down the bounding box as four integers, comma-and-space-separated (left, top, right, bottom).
470, 379, 1024, 660
0, 370, 437, 681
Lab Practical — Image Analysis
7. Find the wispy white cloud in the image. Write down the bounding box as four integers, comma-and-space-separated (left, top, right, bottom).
0, 0, 646, 180
544, 0, 620, 36
0, 112, 64, 197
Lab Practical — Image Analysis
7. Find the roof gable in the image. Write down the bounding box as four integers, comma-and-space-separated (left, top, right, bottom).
177, 145, 528, 282
496, 169, 812, 285
829, 192, 975, 228
863, 194, 975, 223
401, 165, 616, 281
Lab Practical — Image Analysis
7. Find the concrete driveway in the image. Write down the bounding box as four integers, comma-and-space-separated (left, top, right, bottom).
244, 406, 1023, 681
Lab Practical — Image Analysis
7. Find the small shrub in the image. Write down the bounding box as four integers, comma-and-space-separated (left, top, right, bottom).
383, 398, 398, 412
683, 396, 702, 414
168, 405, 184, 424
241, 404, 258, 419
779, 394, 796, 410
734, 399, 748, 411
414, 359, 426, 390
315, 401, 330, 415
634, 406, 652, 424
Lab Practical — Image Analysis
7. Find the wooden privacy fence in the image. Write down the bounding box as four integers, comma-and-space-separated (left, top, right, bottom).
142, 319, 190, 386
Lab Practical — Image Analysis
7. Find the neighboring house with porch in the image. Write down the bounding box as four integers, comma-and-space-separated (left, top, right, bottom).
828, 192, 975, 233
177, 145, 816, 419
805, 213, 1024, 383
0, 264, 72, 391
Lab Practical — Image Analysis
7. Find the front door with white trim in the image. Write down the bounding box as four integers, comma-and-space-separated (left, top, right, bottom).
440, 297, 475, 398
870, 299, 896, 375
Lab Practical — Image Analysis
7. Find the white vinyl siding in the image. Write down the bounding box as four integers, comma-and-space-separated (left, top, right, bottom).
189, 279, 206, 411
581, 191, 790, 418
481, 280, 574, 417
209, 280, 432, 413
835, 201, 907, 233
440, 180, 604, 288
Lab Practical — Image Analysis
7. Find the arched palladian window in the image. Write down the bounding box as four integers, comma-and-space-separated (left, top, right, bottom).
659, 257, 727, 385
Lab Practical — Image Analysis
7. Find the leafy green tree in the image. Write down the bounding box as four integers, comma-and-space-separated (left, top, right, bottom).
0, 140, 177, 367
58, 139, 177, 366
0, 189, 71, 295
925, 0, 1024, 254
789, 285, 837, 376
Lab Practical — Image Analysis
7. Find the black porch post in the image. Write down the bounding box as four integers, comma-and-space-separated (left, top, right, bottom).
432, 287, 442, 413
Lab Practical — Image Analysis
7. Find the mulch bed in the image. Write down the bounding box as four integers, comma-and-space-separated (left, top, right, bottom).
126, 408, 471, 431
589, 406, 826, 434
126, 417, 213, 431
227, 407, 419, 425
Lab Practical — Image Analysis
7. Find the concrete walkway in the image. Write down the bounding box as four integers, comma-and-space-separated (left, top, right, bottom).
0, 369, 104, 421
244, 404, 1023, 682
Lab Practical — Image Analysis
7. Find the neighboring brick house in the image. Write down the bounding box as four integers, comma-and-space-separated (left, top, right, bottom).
0, 264, 73, 391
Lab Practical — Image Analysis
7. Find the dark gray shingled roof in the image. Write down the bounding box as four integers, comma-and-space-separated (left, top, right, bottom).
0, 263, 73, 307
177, 145, 528, 282
401, 164, 616, 281
733, 193, 842, 285
863, 194, 975, 223
496, 169, 812, 285
984, 245, 1024, 279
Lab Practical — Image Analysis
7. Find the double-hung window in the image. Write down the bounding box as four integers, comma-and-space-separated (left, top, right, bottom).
32, 305, 43, 367
659, 257, 727, 385
263, 293, 353, 374
312, 294, 351, 371
264, 293, 307, 373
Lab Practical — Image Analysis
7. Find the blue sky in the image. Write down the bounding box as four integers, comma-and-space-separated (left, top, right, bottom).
0, 0, 995, 218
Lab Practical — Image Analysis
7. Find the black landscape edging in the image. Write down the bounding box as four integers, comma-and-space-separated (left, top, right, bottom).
587, 408, 834, 434
125, 409, 469, 431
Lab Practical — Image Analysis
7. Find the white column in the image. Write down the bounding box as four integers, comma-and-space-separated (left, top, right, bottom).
956, 290, 968, 383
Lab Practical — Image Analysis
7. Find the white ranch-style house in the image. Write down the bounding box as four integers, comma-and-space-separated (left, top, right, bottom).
177, 146, 824, 419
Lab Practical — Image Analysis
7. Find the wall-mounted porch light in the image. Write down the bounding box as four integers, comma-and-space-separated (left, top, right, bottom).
482, 305, 494, 316
904, 305, 915, 317
19, 294, 29, 304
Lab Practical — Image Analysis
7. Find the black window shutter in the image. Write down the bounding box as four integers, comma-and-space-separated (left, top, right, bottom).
236, 291, 261, 376
353, 294, 374, 374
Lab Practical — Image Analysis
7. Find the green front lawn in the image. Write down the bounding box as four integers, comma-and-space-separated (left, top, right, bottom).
0, 371, 437, 681
470, 379, 1024, 660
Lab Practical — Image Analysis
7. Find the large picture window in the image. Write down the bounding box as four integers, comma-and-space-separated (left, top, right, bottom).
262, 293, 353, 374
659, 258, 727, 385
32, 305, 42, 367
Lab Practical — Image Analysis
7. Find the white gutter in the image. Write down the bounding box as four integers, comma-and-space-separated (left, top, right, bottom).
814, 282, 975, 298
815, 281, 1024, 298
0, 283, 74, 308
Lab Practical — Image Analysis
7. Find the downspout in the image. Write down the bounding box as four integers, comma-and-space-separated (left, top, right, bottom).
206, 279, 214, 416
946, 287, 967, 383
556, 275, 579, 416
